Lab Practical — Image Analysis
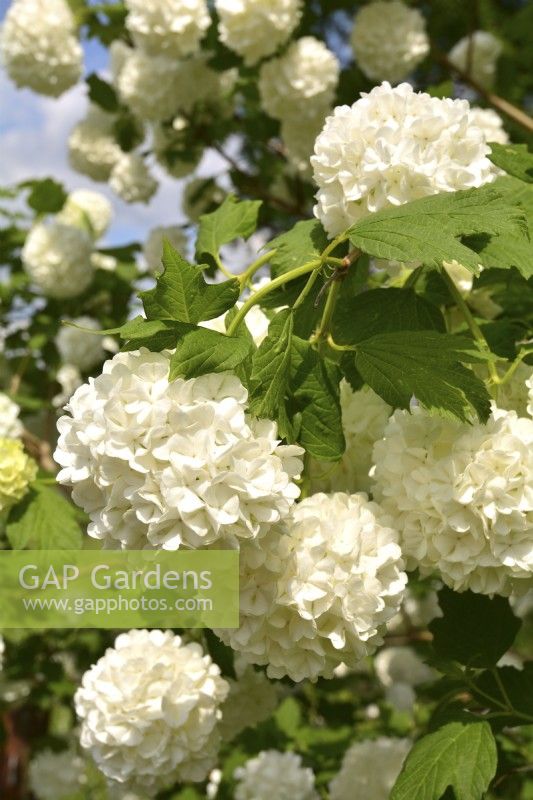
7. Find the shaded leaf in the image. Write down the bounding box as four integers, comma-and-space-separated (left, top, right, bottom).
7, 487, 82, 550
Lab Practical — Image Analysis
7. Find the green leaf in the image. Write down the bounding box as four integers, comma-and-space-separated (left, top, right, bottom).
86, 73, 119, 112
473, 664, 533, 722
140, 241, 240, 323
23, 178, 67, 213
391, 720, 497, 800
348, 186, 527, 271
488, 142, 533, 183
291, 337, 345, 461
430, 587, 521, 669
196, 194, 262, 268
169, 327, 251, 381
6, 487, 82, 550
248, 310, 293, 421
267, 219, 328, 278
332, 288, 445, 345
354, 331, 492, 423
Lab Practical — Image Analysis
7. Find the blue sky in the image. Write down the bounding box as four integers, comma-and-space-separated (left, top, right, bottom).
0, 0, 228, 246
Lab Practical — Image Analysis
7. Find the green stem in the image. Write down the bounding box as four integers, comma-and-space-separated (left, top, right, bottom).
326, 335, 356, 352
440, 266, 499, 385
293, 267, 322, 311
311, 279, 342, 343
214, 253, 234, 281
226, 259, 321, 336
498, 348, 533, 387
238, 249, 276, 287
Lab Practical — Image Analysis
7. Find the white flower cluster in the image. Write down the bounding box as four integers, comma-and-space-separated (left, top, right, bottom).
470, 108, 509, 145
0, 394, 23, 439
375, 646, 434, 712
124, 0, 210, 58
55, 317, 108, 372
351, 1, 429, 84
53, 364, 83, 409
55, 349, 303, 549
142, 225, 189, 272
75, 630, 228, 793
449, 31, 502, 88
234, 750, 318, 800
28, 749, 87, 800
215, 0, 303, 65
68, 106, 123, 182
311, 382, 391, 494
329, 737, 411, 800
22, 222, 94, 299
259, 37, 339, 122
201, 303, 270, 347
57, 189, 113, 239
219, 658, 279, 742
0, 0, 82, 97
218, 492, 406, 682
372, 406, 533, 596
312, 82, 494, 237
109, 153, 158, 204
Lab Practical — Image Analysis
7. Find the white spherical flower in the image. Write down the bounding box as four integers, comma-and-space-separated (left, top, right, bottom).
69, 106, 123, 182
55, 317, 106, 372
387, 586, 441, 634
351, 0, 428, 84
22, 222, 94, 299
28, 749, 87, 800
312, 82, 494, 237
372, 406, 533, 595
259, 37, 339, 122
125, 0, 210, 58
0, 438, 37, 513
311, 382, 391, 494
235, 750, 318, 800
215, 0, 302, 66
75, 630, 228, 793
109, 154, 158, 204
329, 737, 411, 800
0, 394, 23, 439
219, 658, 279, 742
58, 190, 113, 239
218, 493, 406, 682
449, 31, 502, 89
116, 48, 181, 121
375, 646, 433, 690
91, 252, 118, 272
470, 108, 509, 145
55, 349, 303, 549
143, 225, 189, 272
0, 0, 82, 97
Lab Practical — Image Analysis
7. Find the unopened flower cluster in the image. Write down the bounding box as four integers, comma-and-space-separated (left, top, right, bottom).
312, 82, 494, 236
372, 406, 533, 596
55, 349, 303, 549
0, 0, 82, 96
351, 1, 429, 84
0, 438, 37, 513
75, 630, 229, 793
234, 750, 318, 800
329, 737, 411, 800
448, 31, 502, 88
218, 492, 406, 681
215, 0, 303, 65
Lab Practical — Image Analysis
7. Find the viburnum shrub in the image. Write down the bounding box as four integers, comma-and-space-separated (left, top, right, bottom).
0, 1, 532, 799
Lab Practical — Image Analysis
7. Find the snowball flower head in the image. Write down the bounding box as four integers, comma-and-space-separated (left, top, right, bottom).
22, 222, 94, 299
351, 1, 429, 84
311, 382, 391, 494
55, 317, 107, 372
329, 737, 411, 800
234, 750, 318, 800
218, 492, 406, 682
53, 364, 83, 408
215, 0, 303, 66
109, 154, 158, 204
75, 630, 228, 793
375, 646, 433, 688
69, 106, 122, 182
142, 226, 188, 272
470, 108, 509, 145
0, 438, 37, 513
0, 394, 23, 439
54, 349, 303, 549
0, 0, 83, 96
449, 31, 502, 89
125, 0, 210, 58
312, 82, 494, 237
116, 48, 181, 121
28, 749, 87, 800
58, 190, 113, 239
219, 658, 279, 741
259, 37, 339, 122
372, 406, 533, 595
